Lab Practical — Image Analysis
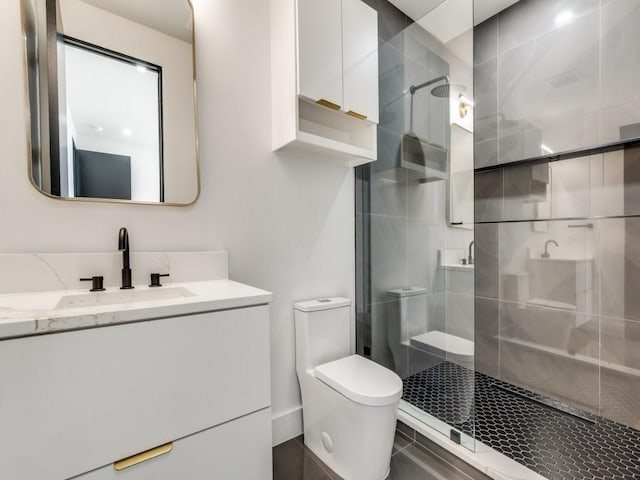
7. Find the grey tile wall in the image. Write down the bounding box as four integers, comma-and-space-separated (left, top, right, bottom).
475, 297, 499, 377
473, 0, 640, 433
474, 0, 640, 168
356, 0, 412, 362
474, 213, 640, 428
601, 0, 640, 144
474, 170, 503, 223
474, 153, 628, 223
361, 0, 409, 43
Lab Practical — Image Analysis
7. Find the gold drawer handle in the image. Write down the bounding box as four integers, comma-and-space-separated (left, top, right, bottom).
114, 442, 173, 471
346, 110, 367, 120
316, 98, 341, 110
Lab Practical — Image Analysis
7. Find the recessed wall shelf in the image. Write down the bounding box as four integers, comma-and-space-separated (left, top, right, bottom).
474, 137, 640, 173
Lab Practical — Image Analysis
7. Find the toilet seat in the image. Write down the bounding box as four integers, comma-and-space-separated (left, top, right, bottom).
314, 354, 403, 407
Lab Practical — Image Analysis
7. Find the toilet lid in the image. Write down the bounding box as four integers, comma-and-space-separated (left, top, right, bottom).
314, 355, 403, 407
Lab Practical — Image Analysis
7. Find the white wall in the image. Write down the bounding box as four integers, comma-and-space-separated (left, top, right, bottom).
1, 0, 355, 445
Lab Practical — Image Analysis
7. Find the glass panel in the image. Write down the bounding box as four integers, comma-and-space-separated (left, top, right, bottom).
474, 148, 640, 224
474, 148, 640, 432
474, 0, 640, 167
356, 0, 475, 452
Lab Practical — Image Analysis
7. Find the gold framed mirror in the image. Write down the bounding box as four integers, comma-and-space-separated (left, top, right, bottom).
22, 0, 199, 205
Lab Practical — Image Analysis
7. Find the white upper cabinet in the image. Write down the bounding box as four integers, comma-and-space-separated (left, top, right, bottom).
342, 0, 379, 123
271, 0, 379, 166
297, 0, 343, 109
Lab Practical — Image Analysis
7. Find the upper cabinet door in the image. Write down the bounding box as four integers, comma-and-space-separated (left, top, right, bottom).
297, 0, 343, 108
342, 0, 379, 123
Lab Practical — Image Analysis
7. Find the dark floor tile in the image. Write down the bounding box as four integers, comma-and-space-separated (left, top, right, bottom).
392, 430, 414, 455
414, 432, 491, 480
403, 361, 640, 480
389, 442, 476, 480
273, 438, 338, 480
396, 420, 415, 441
275, 429, 484, 480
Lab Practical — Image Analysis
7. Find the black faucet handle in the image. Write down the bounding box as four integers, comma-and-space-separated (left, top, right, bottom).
149, 273, 170, 288
80, 276, 105, 292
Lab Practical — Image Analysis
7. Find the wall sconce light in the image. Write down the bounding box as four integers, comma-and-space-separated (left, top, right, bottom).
458, 94, 474, 119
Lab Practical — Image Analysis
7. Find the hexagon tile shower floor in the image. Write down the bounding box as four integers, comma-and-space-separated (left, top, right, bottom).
403, 362, 640, 480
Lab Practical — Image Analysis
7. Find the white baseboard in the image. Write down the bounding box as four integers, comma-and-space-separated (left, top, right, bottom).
272, 406, 303, 447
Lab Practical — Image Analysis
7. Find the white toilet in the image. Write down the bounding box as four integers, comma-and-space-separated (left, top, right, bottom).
294, 297, 403, 480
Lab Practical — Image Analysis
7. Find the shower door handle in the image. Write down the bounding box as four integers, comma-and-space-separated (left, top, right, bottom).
568, 223, 594, 229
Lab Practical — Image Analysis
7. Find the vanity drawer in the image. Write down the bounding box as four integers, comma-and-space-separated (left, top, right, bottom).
0, 305, 270, 480
72, 408, 272, 480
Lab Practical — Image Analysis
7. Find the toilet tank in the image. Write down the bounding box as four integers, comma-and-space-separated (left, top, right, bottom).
294, 298, 351, 374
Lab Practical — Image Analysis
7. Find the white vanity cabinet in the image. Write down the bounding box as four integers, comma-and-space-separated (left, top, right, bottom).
0, 304, 272, 480
73, 409, 271, 479
272, 0, 379, 165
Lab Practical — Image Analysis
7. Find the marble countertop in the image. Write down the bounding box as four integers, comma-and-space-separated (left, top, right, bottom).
0, 279, 273, 340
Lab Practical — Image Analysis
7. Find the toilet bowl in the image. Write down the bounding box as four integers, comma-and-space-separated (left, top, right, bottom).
294, 297, 403, 480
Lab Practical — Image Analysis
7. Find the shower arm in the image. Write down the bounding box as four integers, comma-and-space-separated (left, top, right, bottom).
409, 75, 449, 132
380, 75, 450, 132
409, 75, 450, 95
381, 75, 450, 113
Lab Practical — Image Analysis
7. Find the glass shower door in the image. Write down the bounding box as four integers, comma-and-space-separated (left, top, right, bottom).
355, 0, 475, 452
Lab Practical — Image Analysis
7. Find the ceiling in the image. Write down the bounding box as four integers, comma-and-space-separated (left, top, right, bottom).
79, 0, 192, 42
389, 0, 520, 26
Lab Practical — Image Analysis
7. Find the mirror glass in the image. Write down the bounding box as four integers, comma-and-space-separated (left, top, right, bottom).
449, 124, 474, 229
23, 0, 199, 205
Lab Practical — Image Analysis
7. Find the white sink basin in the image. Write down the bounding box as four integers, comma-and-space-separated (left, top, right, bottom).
55, 287, 195, 310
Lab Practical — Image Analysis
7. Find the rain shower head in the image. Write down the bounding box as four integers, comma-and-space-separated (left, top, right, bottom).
430, 83, 450, 98
380, 75, 451, 119
409, 75, 450, 97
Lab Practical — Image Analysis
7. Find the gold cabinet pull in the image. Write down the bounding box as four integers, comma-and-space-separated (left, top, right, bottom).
346, 110, 367, 120
114, 442, 173, 471
316, 98, 341, 110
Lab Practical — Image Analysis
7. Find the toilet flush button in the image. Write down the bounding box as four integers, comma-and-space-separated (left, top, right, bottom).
321, 432, 334, 453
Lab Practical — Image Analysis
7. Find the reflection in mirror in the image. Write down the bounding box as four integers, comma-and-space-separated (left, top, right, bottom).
23, 0, 199, 205
61, 39, 162, 200
448, 124, 473, 228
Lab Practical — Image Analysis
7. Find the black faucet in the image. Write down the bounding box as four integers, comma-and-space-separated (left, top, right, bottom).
541, 240, 558, 258
468, 240, 474, 265
118, 227, 134, 289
